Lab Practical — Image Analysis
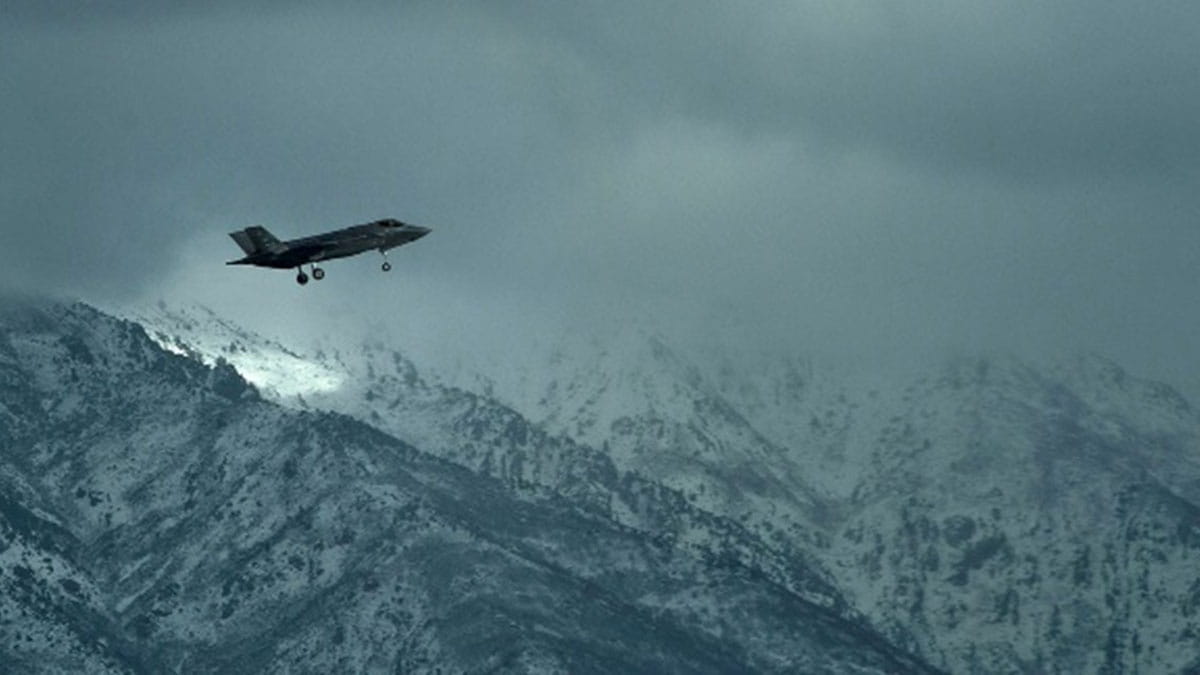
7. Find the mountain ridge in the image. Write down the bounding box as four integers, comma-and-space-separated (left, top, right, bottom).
1, 297, 939, 673
121, 300, 1200, 673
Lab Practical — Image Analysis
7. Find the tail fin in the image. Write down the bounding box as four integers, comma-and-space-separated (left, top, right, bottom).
229, 226, 281, 255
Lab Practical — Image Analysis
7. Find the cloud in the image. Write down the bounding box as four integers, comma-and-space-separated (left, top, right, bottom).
2, 3, 1198, 393
479, 2, 1200, 181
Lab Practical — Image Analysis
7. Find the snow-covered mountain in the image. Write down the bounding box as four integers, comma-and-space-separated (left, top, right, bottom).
481, 332, 1200, 673
817, 356, 1200, 672
125, 304, 846, 617
124, 301, 1200, 674
1, 298, 938, 673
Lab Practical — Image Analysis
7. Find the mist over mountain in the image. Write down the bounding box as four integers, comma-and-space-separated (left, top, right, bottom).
6, 2, 1200, 396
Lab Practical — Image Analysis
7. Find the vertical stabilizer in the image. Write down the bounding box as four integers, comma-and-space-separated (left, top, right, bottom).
229, 226, 281, 255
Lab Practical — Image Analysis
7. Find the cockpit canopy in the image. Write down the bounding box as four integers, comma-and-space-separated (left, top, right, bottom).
374, 218, 406, 228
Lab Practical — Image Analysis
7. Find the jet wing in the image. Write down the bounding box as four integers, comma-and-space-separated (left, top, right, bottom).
286, 242, 337, 263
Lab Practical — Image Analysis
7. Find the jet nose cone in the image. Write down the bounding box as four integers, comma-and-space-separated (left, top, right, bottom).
412, 225, 431, 239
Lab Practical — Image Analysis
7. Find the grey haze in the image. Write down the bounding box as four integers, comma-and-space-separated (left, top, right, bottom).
2, 2, 1198, 389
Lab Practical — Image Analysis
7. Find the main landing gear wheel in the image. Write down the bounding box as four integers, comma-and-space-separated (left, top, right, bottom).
312, 267, 325, 280
296, 271, 309, 285
381, 261, 392, 272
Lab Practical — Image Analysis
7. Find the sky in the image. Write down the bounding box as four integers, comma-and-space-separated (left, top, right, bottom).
2, 2, 1199, 393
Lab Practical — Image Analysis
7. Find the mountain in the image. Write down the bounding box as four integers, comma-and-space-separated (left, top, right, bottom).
497, 338, 1200, 674
0, 298, 938, 673
514, 341, 1200, 674
811, 357, 1200, 673
127, 305, 840, 601
124, 302, 1200, 673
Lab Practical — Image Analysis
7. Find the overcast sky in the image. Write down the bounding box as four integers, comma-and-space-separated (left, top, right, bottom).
3, 3, 1199, 391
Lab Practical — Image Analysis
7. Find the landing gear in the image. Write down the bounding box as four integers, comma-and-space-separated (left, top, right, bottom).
312, 266, 325, 280
296, 271, 309, 285
381, 261, 392, 272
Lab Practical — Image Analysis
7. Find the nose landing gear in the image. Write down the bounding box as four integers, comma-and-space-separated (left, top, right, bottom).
312, 266, 325, 280
380, 249, 392, 272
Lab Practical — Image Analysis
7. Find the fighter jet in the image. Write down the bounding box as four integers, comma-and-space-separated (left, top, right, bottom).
227, 218, 431, 285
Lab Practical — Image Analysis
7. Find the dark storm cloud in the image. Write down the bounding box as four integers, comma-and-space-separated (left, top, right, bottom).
477, 2, 1200, 181
2, 3, 1198, 391
0, 1, 291, 24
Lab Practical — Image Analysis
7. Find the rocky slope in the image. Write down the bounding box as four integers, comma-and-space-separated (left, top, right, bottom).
0, 298, 938, 673
127, 303, 1200, 673
523, 340, 1200, 674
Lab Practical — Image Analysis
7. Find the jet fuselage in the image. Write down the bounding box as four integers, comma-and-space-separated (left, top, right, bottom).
228, 219, 430, 269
